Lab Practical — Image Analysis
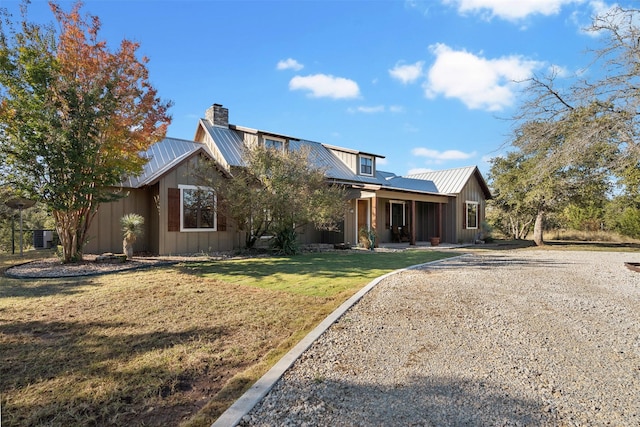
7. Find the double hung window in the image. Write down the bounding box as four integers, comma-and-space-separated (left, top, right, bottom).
359, 155, 373, 176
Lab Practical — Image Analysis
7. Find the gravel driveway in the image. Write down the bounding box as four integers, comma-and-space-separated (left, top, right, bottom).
237, 249, 640, 426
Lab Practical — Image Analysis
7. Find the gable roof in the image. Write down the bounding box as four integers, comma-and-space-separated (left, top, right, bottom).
122, 137, 212, 188
131, 121, 490, 200
197, 121, 459, 196
406, 166, 492, 199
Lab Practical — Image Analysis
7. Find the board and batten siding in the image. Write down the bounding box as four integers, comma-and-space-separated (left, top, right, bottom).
157, 153, 237, 255
455, 176, 487, 243
84, 188, 153, 255
327, 148, 358, 173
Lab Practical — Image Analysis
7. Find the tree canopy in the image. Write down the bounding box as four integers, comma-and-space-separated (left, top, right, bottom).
194, 143, 347, 254
0, 1, 172, 262
489, 7, 639, 244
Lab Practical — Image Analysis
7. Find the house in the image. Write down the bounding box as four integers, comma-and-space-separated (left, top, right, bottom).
84, 103, 491, 255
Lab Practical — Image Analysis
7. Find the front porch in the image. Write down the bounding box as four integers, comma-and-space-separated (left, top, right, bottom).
344, 190, 452, 247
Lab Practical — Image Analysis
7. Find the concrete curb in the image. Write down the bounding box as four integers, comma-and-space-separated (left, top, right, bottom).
211, 255, 466, 427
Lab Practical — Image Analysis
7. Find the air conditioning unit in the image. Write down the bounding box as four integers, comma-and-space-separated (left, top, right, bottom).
33, 230, 54, 249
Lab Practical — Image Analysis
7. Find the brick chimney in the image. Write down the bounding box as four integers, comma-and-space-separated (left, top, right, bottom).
205, 103, 229, 127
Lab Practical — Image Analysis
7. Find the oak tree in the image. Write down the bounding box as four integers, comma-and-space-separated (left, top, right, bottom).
0, 1, 171, 262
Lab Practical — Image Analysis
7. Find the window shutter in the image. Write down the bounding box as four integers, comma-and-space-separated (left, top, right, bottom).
385, 202, 390, 229
168, 188, 180, 232
462, 203, 467, 230
217, 195, 227, 231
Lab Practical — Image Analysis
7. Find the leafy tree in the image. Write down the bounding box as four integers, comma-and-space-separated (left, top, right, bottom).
491, 106, 616, 245
194, 144, 347, 253
500, 7, 640, 245
488, 152, 537, 239
0, 1, 171, 262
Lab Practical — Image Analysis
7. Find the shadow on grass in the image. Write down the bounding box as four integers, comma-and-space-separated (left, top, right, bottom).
0, 319, 230, 426
0, 277, 100, 298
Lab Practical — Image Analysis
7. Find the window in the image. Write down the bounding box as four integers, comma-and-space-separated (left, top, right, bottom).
180, 185, 216, 231
390, 202, 406, 227
265, 137, 284, 151
360, 155, 373, 176
466, 201, 478, 229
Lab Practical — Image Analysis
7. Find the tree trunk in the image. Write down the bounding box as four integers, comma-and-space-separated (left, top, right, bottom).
533, 209, 545, 246
123, 239, 134, 260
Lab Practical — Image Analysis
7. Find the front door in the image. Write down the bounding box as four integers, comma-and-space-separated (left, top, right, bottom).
357, 199, 369, 241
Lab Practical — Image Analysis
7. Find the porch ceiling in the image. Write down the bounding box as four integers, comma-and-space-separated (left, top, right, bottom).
375, 189, 450, 203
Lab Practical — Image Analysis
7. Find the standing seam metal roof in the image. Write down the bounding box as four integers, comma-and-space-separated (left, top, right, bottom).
123, 125, 484, 198
406, 166, 492, 198
122, 137, 211, 188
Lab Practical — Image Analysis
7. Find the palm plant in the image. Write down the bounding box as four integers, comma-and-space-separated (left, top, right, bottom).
121, 213, 144, 259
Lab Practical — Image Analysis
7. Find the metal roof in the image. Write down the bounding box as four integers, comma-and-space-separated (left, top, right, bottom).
123, 125, 483, 199
406, 166, 491, 198
382, 174, 442, 195
289, 139, 384, 186
201, 120, 246, 167
122, 137, 210, 188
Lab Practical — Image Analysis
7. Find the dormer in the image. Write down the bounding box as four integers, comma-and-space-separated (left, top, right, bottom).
261, 134, 288, 151
358, 154, 374, 176
323, 144, 384, 177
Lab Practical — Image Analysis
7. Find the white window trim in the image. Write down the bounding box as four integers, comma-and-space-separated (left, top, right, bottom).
179, 184, 217, 232
390, 201, 406, 227
359, 154, 374, 176
264, 136, 286, 151
466, 201, 479, 230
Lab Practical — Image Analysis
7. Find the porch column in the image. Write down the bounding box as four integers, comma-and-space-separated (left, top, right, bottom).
371, 196, 378, 247
410, 200, 416, 245
438, 203, 442, 239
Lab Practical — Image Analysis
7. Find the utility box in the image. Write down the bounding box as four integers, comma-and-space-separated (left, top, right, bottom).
33, 230, 54, 249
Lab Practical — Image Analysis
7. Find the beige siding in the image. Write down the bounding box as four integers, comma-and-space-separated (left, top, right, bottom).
201, 131, 229, 170
157, 153, 237, 255
85, 188, 153, 254
455, 177, 487, 243
328, 148, 357, 173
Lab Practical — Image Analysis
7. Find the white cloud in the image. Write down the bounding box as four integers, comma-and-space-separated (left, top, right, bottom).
277, 58, 304, 71
389, 105, 405, 113
348, 105, 385, 114
289, 74, 360, 99
389, 61, 425, 84
377, 157, 389, 166
423, 43, 542, 111
412, 147, 476, 161
445, 0, 583, 21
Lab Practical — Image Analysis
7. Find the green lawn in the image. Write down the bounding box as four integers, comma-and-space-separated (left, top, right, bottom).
0, 249, 455, 427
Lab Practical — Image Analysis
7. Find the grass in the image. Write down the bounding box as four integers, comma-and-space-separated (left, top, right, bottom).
0, 249, 454, 427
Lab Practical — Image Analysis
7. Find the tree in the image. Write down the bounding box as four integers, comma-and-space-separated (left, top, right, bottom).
491, 107, 616, 245
0, 1, 171, 262
506, 7, 640, 237
194, 144, 347, 254
488, 152, 537, 240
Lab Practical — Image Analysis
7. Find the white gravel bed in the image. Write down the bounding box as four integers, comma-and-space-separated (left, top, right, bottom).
238, 250, 640, 426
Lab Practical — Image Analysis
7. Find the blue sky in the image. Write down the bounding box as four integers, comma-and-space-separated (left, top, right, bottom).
3, 0, 631, 176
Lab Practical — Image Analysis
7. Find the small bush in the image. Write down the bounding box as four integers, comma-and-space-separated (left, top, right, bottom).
271, 227, 299, 255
